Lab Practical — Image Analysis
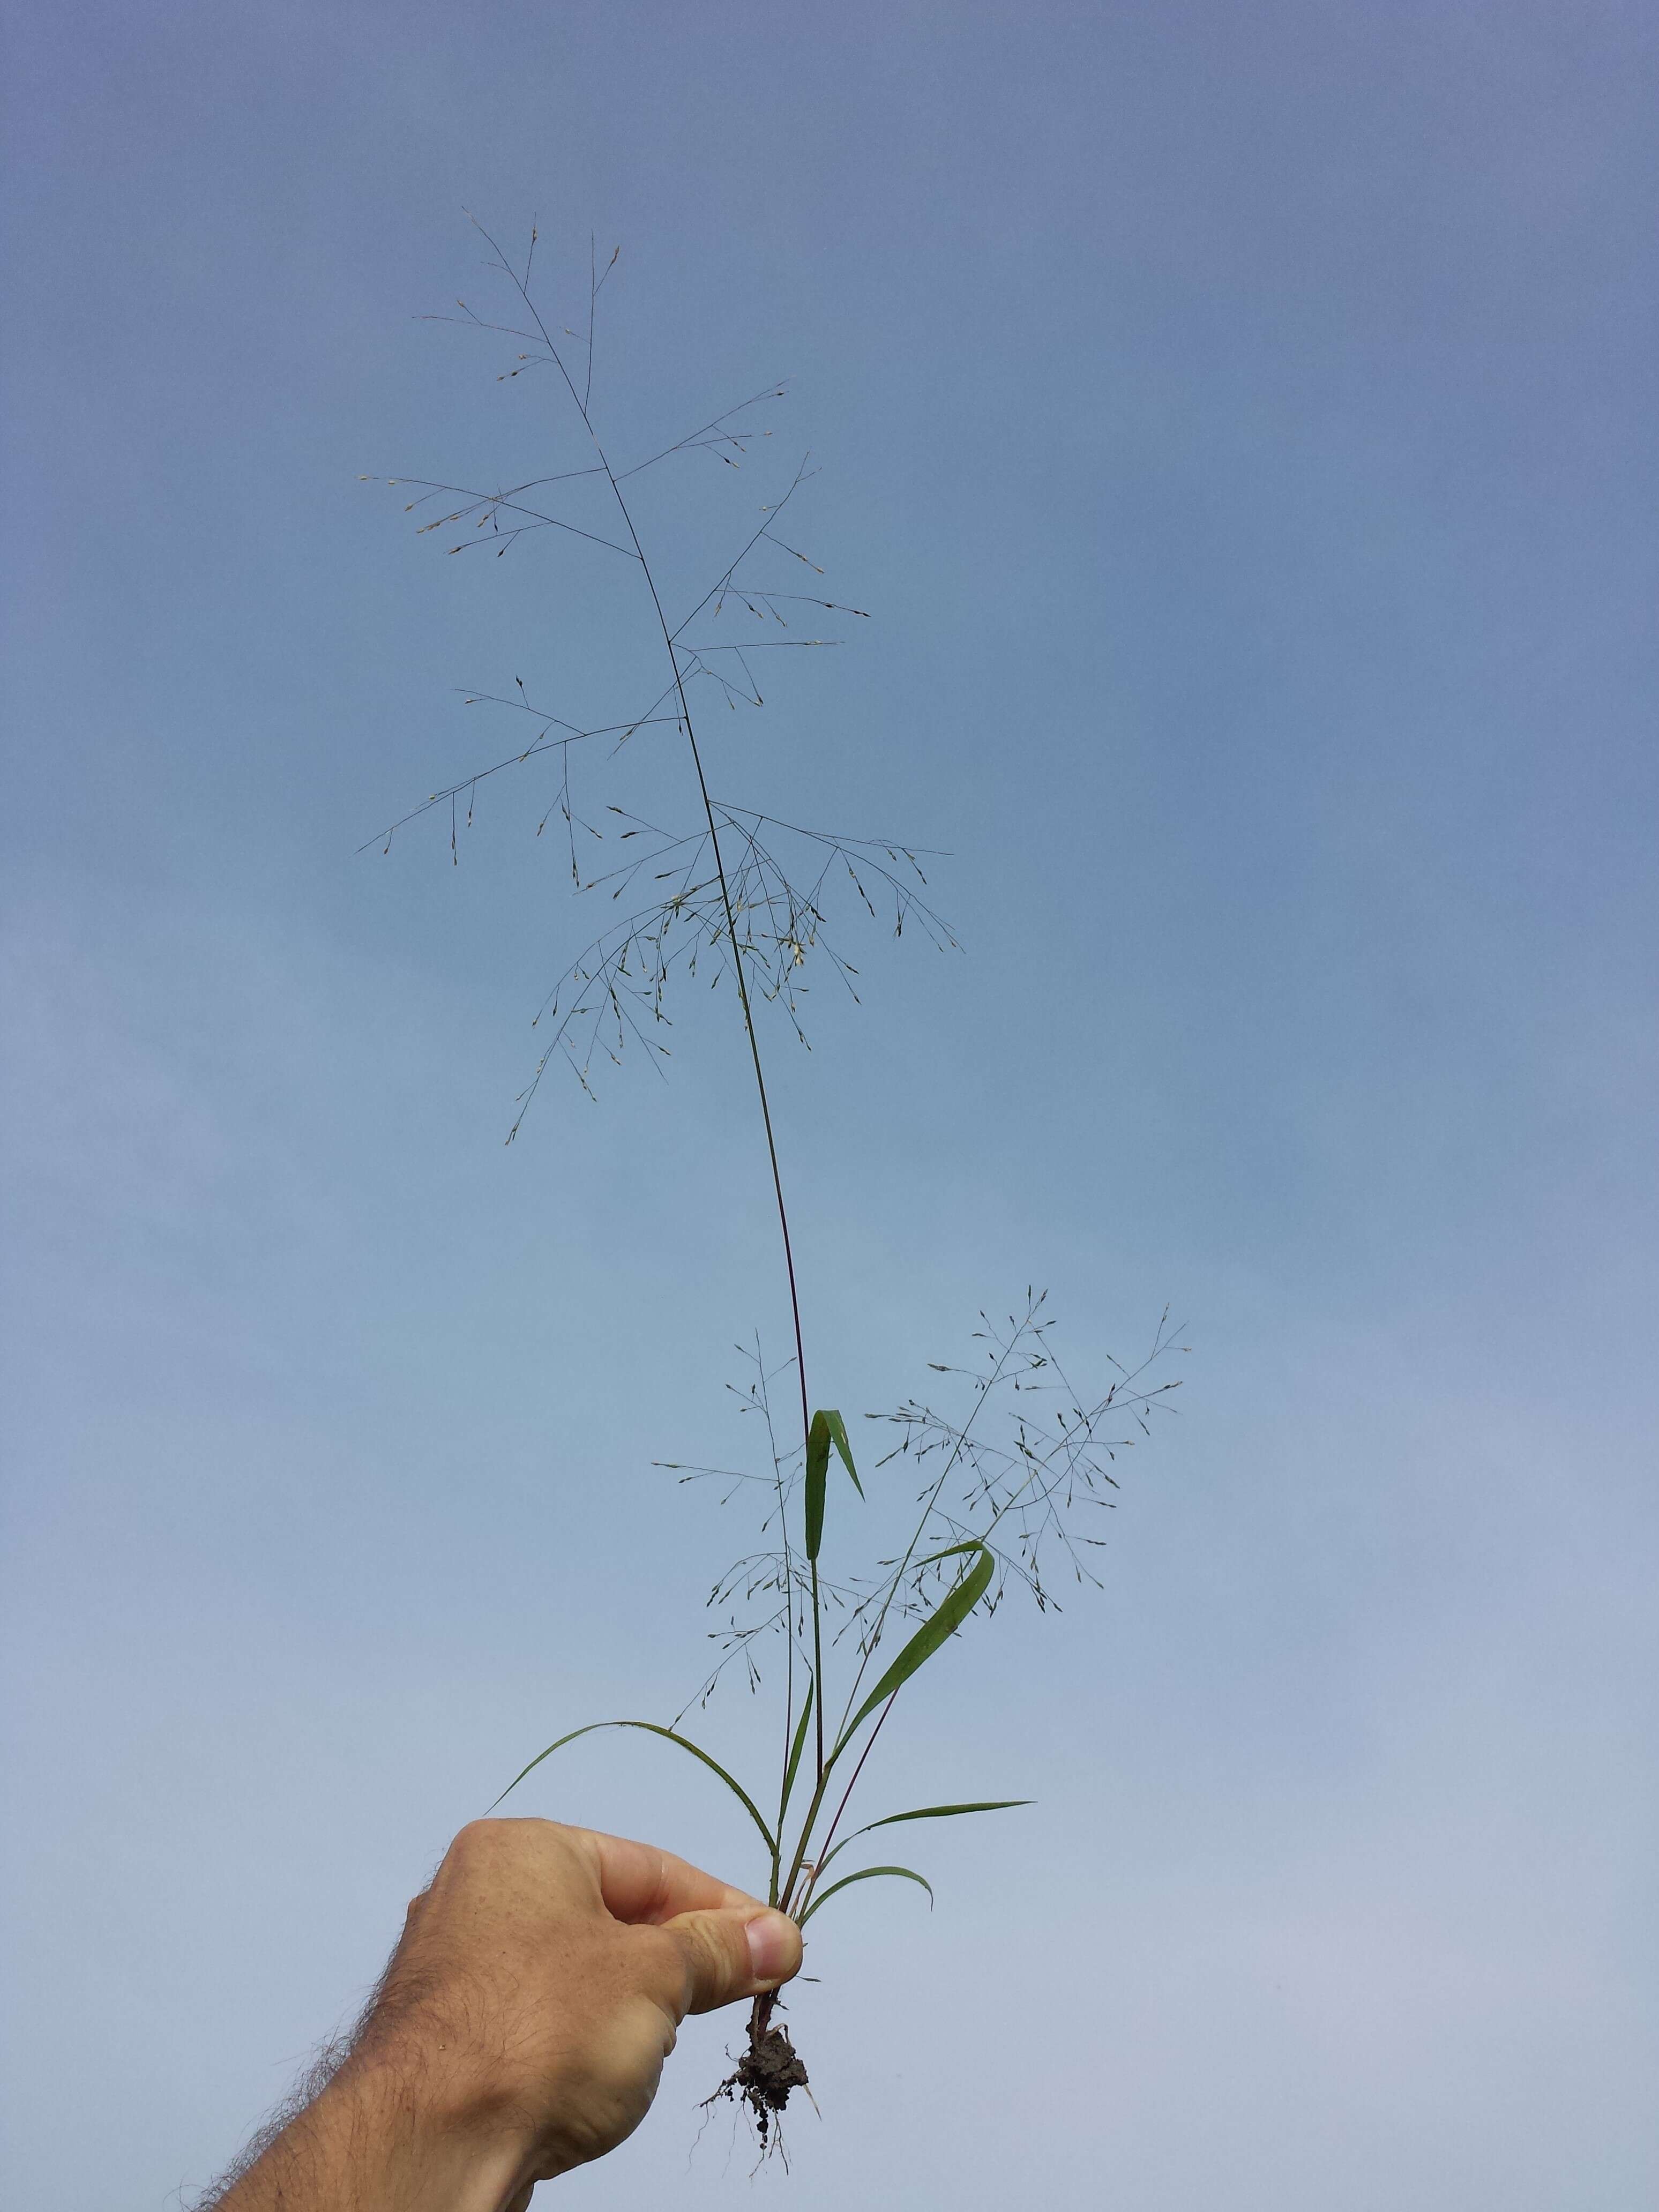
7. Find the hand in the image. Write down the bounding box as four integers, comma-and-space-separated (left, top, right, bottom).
213, 1818, 802, 2210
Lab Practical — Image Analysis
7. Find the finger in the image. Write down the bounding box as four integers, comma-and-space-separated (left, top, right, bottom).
656, 1904, 803, 2017
582, 1828, 765, 1926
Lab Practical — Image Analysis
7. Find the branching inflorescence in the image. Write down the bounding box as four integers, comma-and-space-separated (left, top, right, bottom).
370, 221, 1181, 2156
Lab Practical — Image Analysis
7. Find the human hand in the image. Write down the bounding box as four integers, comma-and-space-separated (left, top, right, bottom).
213, 1818, 802, 2211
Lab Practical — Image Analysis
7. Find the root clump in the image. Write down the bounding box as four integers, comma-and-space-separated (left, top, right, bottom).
705, 2005, 810, 2150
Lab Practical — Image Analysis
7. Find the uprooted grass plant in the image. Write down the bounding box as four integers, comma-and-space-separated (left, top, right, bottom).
365, 221, 1182, 2154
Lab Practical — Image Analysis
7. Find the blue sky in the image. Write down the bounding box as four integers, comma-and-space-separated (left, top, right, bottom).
3, 4, 1655, 2206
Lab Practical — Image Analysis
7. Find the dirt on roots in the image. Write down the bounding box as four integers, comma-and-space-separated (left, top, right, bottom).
705, 1997, 810, 2149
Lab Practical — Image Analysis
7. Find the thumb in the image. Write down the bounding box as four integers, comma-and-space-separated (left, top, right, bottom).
661, 1905, 802, 2016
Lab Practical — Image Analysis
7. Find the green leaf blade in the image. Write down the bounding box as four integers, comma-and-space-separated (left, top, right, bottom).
860, 1798, 1032, 1832
798, 1863, 935, 1925
838, 1542, 995, 1745
825, 1409, 863, 1496
490, 1720, 775, 1855
779, 1682, 814, 1825
812, 1799, 1031, 1884
804, 1409, 831, 1560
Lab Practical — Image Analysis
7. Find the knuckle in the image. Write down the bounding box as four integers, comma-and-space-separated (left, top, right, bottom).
449, 1815, 552, 1864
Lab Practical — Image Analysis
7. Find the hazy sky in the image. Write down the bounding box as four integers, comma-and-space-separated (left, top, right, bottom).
3, 4, 1656, 2207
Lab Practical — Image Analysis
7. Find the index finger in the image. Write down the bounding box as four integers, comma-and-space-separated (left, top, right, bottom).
580, 1827, 766, 1926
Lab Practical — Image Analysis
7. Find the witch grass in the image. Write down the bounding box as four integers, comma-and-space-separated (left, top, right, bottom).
365, 220, 1182, 2153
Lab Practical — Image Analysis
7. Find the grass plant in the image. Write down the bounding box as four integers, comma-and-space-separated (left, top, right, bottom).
365, 220, 1182, 2153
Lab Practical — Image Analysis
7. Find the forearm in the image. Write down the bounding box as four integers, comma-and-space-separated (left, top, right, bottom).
199, 1822, 800, 2208
213, 2045, 537, 2212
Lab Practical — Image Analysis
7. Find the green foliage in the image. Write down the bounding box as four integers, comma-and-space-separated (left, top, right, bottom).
378, 223, 1183, 2132
494, 1720, 775, 1857
798, 1864, 933, 1924
810, 1800, 1032, 1886
835, 1542, 995, 1751
778, 1684, 814, 1827
804, 1407, 862, 1561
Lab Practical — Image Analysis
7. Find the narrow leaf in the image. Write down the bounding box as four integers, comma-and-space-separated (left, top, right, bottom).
779, 1682, 814, 1825
489, 1721, 775, 1854
798, 1863, 934, 1925
825, 1409, 863, 1496
813, 1799, 1030, 1884
804, 1409, 832, 1560
806, 1407, 864, 1559
858, 1799, 1031, 1830
839, 1542, 995, 1744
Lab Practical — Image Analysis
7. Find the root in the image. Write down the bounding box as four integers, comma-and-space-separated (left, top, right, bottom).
703, 1992, 811, 2155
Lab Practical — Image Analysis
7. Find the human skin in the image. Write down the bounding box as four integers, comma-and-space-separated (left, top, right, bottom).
209, 1818, 803, 2211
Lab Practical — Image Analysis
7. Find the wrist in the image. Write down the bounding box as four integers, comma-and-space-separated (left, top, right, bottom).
317, 2037, 543, 2211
